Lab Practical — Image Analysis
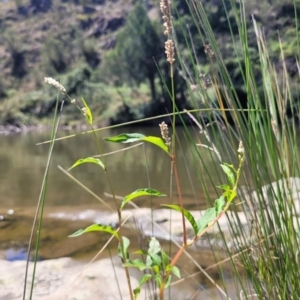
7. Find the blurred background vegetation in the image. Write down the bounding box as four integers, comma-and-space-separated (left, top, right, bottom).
0, 0, 299, 127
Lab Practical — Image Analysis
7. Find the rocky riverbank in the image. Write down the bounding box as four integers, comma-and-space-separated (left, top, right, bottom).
2, 177, 300, 299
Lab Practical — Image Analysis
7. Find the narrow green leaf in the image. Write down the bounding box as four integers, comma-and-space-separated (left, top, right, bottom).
118, 236, 130, 261
223, 163, 235, 171
152, 264, 160, 274
217, 184, 231, 191
165, 275, 172, 289
217, 185, 237, 203
121, 188, 166, 210
215, 195, 226, 215
69, 224, 119, 238
220, 164, 235, 187
147, 237, 161, 266
148, 237, 161, 254
68, 157, 105, 171
122, 236, 130, 255
171, 266, 181, 278
162, 204, 198, 236
147, 253, 162, 267
134, 249, 148, 255
139, 274, 152, 286
133, 273, 153, 299
154, 274, 162, 287
228, 190, 237, 202
123, 259, 152, 271
161, 249, 169, 268
103, 133, 145, 143
81, 98, 93, 125
141, 136, 169, 154
196, 207, 217, 235
104, 133, 170, 155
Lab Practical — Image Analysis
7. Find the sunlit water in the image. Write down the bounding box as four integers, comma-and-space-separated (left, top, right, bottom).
0, 126, 245, 299
0, 127, 227, 210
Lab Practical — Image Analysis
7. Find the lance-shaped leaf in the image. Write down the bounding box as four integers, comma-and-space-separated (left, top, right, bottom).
227, 190, 237, 202
104, 133, 170, 155
220, 163, 235, 188
123, 259, 152, 271
218, 185, 237, 203
133, 274, 152, 300
118, 236, 130, 261
162, 204, 198, 236
215, 195, 226, 215
141, 136, 169, 154
104, 133, 145, 143
171, 266, 181, 278
81, 97, 93, 125
121, 188, 166, 210
69, 224, 119, 238
68, 157, 105, 171
165, 275, 172, 289
196, 207, 217, 235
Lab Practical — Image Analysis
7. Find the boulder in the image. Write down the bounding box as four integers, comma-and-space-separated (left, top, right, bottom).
0, 257, 139, 300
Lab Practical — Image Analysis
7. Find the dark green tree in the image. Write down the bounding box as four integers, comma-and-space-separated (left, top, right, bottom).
41, 36, 69, 74
108, 2, 163, 101
30, 0, 52, 13
4, 30, 27, 78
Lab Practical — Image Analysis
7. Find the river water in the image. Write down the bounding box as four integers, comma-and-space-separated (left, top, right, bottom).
0, 126, 244, 299
0, 126, 227, 210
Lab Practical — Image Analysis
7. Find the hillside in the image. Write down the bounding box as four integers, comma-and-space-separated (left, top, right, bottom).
0, 0, 299, 128
0, 0, 148, 127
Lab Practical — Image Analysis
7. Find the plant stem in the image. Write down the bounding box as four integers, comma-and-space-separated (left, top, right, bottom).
89, 124, 134, 300
173, 161, 187, 245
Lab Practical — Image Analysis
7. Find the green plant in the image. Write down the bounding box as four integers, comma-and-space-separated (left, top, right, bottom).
26, 0, 300, 299
67, 129, 244, 300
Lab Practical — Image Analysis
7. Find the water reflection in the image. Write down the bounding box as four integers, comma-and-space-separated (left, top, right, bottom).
0, 127, 230, 210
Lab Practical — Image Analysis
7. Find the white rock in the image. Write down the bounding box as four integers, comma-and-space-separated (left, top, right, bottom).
0, 257, 140, 300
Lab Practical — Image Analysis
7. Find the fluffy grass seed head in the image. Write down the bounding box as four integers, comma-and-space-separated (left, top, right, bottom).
44, 77, 66, 94
237, 141, 244, 159
159, 121, 171, 147
204, 44, 215, 61
160, 0, 172, 36
165, 39, 175, 64
81, 107, 87, 116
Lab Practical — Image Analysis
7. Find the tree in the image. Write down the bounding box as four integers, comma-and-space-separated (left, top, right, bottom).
109, 2, 163, 101
4, 30, 27, 78
30, 0, 52, 13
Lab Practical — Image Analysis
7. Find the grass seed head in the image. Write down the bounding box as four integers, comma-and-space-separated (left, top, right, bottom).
165, 39, 175, 64
160, 0, 172, 36
159, 121, 171, 147
44, 77, 66, 94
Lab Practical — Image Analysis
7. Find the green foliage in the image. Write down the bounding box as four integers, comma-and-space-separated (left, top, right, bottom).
120, 188, 166, 210
81, 97, 93, 125
69, 224, 119, 238
118, 236, 130, 262
3, 29, 27, 78
81, 39, 100, 68
30, 0, 52, 13
104, 133, 170, 155
102, 2, 162, 100
123, 237, 181, 298
68, 157, 105, 171
161, 204, 198, 236
41, 36, 70, 75
26, 0, 300, 298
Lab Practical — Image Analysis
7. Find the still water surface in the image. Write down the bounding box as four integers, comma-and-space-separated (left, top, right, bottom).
0, 127, 245, 299
0, 127, 225, 210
